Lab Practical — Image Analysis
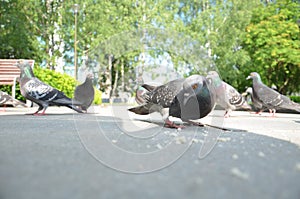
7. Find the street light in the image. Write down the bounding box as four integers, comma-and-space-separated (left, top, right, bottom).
73, 4, 79, 80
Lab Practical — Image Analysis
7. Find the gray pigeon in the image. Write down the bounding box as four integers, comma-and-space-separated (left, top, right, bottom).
15, 60, 84, 115
0, 90, 27, 109
74, 73, 95, 112
206, 71, 251, 117
247, 72, 300, 116
128, 75, 216, 128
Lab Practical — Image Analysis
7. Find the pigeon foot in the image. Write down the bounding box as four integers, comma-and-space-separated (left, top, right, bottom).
224, 110, 231, 118
33, 112, 46, 116
224, 113, 230, 118
164, 119, 185, 129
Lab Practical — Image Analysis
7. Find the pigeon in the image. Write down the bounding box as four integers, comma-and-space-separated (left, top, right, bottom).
128, 75, 216, 128
74, 73, 95, 112
0, 90, 11, 106
206, 71, 251, 117
247, 72, 300, 116
242, 87, 265, 114
0, 90, 27, 111
15, 60, 84, 115
135, 85, 152, 105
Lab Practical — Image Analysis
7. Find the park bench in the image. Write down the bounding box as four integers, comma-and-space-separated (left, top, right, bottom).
0, 59, 35, 104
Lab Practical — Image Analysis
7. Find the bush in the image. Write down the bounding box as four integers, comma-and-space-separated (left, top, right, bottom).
290, 96, 300, 103
94, 89, 102, 105
0, 66, 102, 105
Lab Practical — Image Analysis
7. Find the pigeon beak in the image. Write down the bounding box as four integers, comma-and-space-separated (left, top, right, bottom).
183, 92, 195, 106
246, 75, 252, 80
241, 92, 247, 97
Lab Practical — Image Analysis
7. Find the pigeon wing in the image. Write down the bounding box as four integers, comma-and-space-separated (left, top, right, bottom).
254, 82, 283, 107
23, 78, 55, 101
148, 78, 184, 107
225, 83, 244, 107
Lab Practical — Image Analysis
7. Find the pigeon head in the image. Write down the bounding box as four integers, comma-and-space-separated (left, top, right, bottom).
183, 75, 204, 92
182, 75, 204, 105
86, 73, 94, 79
207, 71, 219, 77
206, 71, 222, 86
246, 72, 261, 82
15, 60, 35, 79
15, 60, 25, 69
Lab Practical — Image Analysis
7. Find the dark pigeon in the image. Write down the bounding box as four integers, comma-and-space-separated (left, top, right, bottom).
15, 60, 83, 115
134, 85, 153, 105
243, 87, 266, 114
206, 71, 251, 117
74, 73, 95, 112
128, 75, 216, 128
247, 72, 300, 116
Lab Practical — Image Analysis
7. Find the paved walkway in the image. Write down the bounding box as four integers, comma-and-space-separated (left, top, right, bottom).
2, 105, 299, 145
0, 105, 299, 199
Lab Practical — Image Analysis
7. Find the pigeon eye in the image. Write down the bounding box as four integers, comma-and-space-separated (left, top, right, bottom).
192, 84, 198, 90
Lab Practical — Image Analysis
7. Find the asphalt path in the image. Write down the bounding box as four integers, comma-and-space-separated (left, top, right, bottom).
0, 106, 299, 199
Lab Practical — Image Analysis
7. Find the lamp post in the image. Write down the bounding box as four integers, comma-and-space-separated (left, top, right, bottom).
73, 4, 79, 80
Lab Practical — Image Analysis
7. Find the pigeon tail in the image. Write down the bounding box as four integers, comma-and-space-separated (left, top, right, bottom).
141, 84, 156, 92
128, 103, 157, 115
279, 101, 300, 113
66, 104, 84, 113
135, 86, 149, 105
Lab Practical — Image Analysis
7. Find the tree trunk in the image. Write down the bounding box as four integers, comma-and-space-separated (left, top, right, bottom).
121, 59, 125, 92
112, 65, 119, 97
107, 54, 113, 98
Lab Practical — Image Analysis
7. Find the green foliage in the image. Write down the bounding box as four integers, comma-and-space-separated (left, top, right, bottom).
290, 96, 300, 103
176, 0, 260, 92
1, 0, 299, 97
94, 89, 102, 105
0, 0, 38, 59
242, 0, 300, 95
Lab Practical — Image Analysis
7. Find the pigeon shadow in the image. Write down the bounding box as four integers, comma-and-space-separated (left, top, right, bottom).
131, 118, 248, 133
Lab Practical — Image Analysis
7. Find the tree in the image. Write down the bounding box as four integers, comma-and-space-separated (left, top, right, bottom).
243, 0, 300, 95
176, 0, 260, 91
0, 0, 37, 59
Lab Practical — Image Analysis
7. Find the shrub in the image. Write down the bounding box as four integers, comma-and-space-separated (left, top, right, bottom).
94, 89, 102, 105
290, 96, 300, 103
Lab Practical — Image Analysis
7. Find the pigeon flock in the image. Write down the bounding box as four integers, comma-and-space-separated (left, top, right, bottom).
1, 60, 299, 129
128, 75, 216, 128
